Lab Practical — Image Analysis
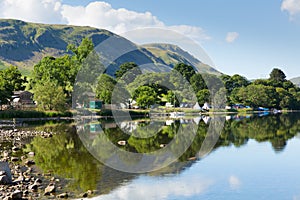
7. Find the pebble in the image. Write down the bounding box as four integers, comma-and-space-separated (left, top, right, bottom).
57, 192, 68, 198
0, 128, 88, 199
44, 183, 56, 195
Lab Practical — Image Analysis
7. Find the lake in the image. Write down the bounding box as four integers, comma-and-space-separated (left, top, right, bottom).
3, 112, 300, 199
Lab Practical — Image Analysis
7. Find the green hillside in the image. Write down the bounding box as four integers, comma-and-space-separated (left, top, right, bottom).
142, 43, 221, 75
0, 19, 220, 76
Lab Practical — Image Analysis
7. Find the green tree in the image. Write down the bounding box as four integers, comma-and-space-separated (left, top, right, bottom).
276, 88, 296, 109
221, 74, 249, 94
133, 86, 158, 108
235, 84, 278, 108
33, 80, 66, 112
30, 55, 74, 100
0, 66, 26, 91
269, 68, 286, 82
190, 74, 207, 92
0, 66, 27, 103
115, 62, 141, 83
166, 90, 180, 106
31, 38, 96, 96
95, 74, 117, 104
173, 63, 196, 82
196, 89, 210, 106
67, 37, 95, 63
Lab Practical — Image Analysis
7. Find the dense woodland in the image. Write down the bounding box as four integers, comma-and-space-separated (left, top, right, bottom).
0, 38, 300, 112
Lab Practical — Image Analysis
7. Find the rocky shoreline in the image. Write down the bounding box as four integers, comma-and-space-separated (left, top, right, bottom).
0, 128, 93, 199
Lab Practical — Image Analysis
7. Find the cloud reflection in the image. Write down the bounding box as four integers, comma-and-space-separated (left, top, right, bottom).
229, 175, 241, 190
94, 175, 214, 200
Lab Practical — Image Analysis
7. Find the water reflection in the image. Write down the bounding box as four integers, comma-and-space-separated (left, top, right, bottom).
23, 113, 300, 198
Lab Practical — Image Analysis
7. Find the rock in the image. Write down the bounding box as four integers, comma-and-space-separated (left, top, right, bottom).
3, 151, 9, 157
44, 183, 56, 195
25, 160, 35, 166
0, 175, 11, 184
23, 190, 29, 197
188, 157, 197, 161
12, 146, 20, 152
34, 178, 42, 185
0, 162, 12, 184
57, 193, 68, 198
28, 152, 35, 157
29, 184, 38, 191
0, 171, 6, 176
81, 192, 88, 198
15, 175, 24, 182
10, 157, 19, 162
117, 140, 126, 146
11, 190, 23, 199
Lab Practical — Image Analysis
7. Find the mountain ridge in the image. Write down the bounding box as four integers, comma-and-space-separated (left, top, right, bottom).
0, 18, 220, 76
290, 77, 300, 87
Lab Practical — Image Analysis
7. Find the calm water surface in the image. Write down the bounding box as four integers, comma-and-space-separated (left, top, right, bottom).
11, 113, 300, 199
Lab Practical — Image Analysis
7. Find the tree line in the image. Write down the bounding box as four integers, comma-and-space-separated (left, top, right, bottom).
1, 37, 300, 111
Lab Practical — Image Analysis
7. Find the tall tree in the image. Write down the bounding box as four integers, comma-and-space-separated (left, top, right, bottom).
0, 66, 27, 103
196, 89, 210, 106
173, 63, 196, 82
115, 62, 141, 84
133, 86, 158, 109
190, 74, 207, 92
96, 74, 117, 104
269, 68, 286, 82
33, 80, 66, 112
0, 66, 26, 91
31, 38, 97, 107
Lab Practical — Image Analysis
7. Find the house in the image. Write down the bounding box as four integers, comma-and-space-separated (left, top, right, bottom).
11, 91, 34, 105
202, 102, 211, 111
89, 100, 102, 109
193, 102, 201, 110
165, 102, 174, 108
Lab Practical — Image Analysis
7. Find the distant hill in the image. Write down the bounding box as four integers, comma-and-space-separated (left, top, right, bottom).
0, 19, 220, 76
142, 43, 221, 75
290, 77, 300, 87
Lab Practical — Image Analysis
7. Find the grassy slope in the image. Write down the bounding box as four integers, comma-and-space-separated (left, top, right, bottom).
0, 19, 221, 76
0, 19, 115, 73
142, 43, 221, 75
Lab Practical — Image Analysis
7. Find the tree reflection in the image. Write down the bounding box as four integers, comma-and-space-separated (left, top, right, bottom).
25, 113, 300, 196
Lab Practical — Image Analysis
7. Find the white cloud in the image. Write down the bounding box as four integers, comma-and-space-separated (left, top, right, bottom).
0, 0, 210, 42
226, 32, 239, 43
281, 0, 300, 19
61, 1, 164, 34
168, 25, 211, 41
229, 175, 241, 190
0, 0, 65, 24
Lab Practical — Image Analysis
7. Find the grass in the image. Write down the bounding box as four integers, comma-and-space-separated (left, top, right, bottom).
0, 110, 73, 119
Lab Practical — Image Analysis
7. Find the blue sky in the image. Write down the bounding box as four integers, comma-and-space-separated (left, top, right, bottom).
1, 0, 300, 79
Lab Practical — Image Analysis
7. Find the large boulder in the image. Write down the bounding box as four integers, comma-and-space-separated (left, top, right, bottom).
0, 162, 12, 185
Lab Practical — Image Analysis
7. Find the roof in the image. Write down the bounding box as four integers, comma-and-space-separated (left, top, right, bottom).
13, 91, 33, 95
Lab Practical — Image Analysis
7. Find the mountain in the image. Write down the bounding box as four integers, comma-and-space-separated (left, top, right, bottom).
0, 19, 220, 76
290, 77, 300, 87
142, 43, 221, 75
